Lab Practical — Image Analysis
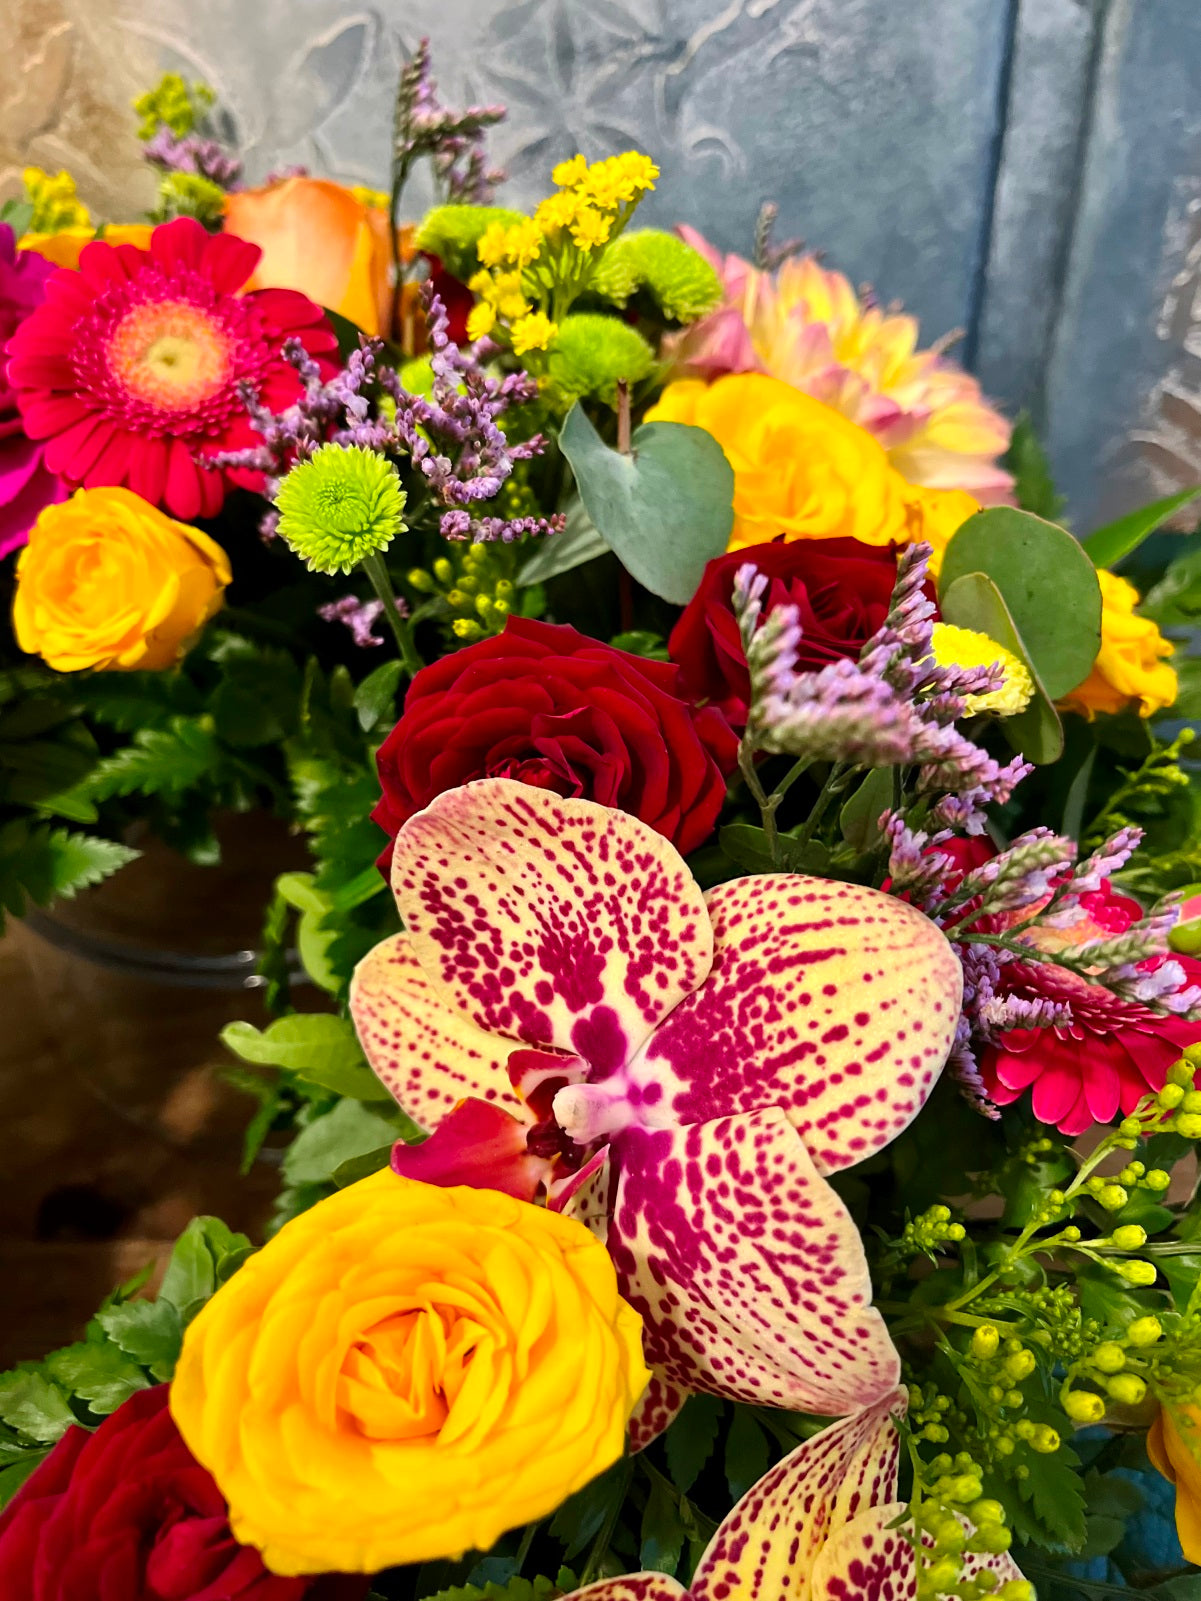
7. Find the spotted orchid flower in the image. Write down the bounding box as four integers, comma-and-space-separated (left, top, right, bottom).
350, 778, 962, 1439
551, 1390, 1025, 1601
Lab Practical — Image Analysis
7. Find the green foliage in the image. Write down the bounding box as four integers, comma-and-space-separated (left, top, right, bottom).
558, 403, 734, 604
282, 1098, 412, 1188
664, 1394, 724, 1495
421, 1576, 563, 1601
83, 716, 221, 800
547, 314, 656, 409
938, 508, 1103, 699
417, 204, 527, 280
1084, 487, 1201, 570
1141, 535, 1201, 629
590, 228, 724, 323
1005, 415, 1064, 523
0, 1220, 251, 1505
724, 1408, 770, 1501
222, 1013, 387, 1101
0, 820, 138, 931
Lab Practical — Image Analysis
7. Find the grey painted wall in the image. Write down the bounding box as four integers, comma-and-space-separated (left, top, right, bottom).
5, 0, 1200, 528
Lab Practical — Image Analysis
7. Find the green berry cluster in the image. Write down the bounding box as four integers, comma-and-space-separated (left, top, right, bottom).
408, 535, 528, 642
900, 1204, 968, 1261
909, 1446, 1030, 1601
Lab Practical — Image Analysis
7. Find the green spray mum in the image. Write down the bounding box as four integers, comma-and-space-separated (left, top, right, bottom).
276, 445, 407, 577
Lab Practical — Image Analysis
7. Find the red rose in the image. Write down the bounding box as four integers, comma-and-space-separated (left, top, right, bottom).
0, 1386, 366, 1601
668, 537, 899, 723
374, 614, 738, 863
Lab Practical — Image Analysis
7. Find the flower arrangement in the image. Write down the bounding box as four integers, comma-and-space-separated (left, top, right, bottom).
3, 37, 1201, 1601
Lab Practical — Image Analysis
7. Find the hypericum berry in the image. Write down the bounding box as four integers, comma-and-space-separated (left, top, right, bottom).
1144, 1169, 1172, 1191
971, 1325, 1001, 1360
1126, 1316, 1164, 1346
1111, 1224, 1148, 1251
1106, 1373, 1147, 1405
1092, 1342, 1126, 1373
1175, 1113, 1201, 1139
1064, 1390, 1106, 1424
1159, 1082, 1186, 1109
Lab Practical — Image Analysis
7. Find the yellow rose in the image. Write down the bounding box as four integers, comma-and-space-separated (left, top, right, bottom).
13, 487, 231, 672
1058, 566, 1177, 719
648, 372, 960, 551
169, 1170, 649, 1576
1149, 1403, 1201, 1562
19, 224, 155, 270
901, 483, 981, 574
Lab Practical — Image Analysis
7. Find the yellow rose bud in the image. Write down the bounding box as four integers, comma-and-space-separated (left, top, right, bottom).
170, 1170, 650, 1576
13, 486, 231, 671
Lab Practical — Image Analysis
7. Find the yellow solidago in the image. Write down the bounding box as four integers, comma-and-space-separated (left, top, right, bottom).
22, 166, 89, 233
464, 148, 658, 369
929, 623, 1034, 717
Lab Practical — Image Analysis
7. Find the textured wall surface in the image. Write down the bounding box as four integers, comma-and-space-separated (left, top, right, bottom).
2, 0, 1200, 526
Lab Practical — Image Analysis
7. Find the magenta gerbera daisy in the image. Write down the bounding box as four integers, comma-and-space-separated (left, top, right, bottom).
5, 217, 338, 522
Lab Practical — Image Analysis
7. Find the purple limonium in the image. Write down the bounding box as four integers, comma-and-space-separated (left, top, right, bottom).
350, 778, 966, 1443
214, 288, 563, 545
395, 39, 506, 204
318, 593, 409, 648
143, 125, 242, 188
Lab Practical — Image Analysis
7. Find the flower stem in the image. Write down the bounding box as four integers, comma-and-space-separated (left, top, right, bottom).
362, 551, 423, 677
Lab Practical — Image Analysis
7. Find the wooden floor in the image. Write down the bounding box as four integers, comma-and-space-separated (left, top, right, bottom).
0, 917, 280, 1369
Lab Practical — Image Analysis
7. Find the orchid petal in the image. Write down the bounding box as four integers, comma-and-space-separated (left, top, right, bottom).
690, 1389, 906, 1601
349, 931, 520, 1129
559, 1581, 686, 1601
627, 875, 961, 1173
607, 1110, 901, 1416
389, 1099, 551, 1201
628, 1370, 688, 1453
390, 779, 712, 1067
810, 1505, 916, 1600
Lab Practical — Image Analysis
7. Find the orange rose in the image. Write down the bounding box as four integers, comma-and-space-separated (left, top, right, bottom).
19, 225, 155, 271
13, 486, 231, 671
1149, 1402, 1201, 1562
224, 178, 398, 338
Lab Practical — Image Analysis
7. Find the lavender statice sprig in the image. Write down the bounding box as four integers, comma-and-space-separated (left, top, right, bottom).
144, 125, 242, 188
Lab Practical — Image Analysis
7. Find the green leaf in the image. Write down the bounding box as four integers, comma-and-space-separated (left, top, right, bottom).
210, 644, 302, 747
548, 1458, 630, 1557
283, 1099, 409, 1187
718, 823, 831, 877
665, 1393, 724, 1495
276, 871, 341, 993
724, 1407, 769, 1501
1142, 539, 1201, 628
419, 1576, 560, 1601
221, 1014, 386, 1101
96, 1299, 183, 1381
939, 571, 1064, 763
839, 767, 895, 851
44, 1340, 150, 1415
1083, 486, 1201, 569
640, 1473, 687, 1575
84, 716, 220, 800
0, 199, 35, 236
559, 403, 734, 604
333, 1144, 396, 1187
1005, 414, 1064, 522
354, 659, 405, 733
0, 1371, 75, 1443
938, 509, 1102, 699
158, 1216, 253, 1322
516, 497, 609, 587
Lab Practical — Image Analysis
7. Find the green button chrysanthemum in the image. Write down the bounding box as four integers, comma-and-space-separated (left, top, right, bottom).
275, 444, 407, 575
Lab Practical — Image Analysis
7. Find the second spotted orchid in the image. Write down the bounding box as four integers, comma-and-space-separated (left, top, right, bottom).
351, 778, 962, 1441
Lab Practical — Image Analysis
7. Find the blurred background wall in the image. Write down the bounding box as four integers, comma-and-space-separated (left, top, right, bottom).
3, 0, 1201, 529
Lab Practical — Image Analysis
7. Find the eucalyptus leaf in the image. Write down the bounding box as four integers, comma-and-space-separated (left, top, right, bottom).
558, 404, 734, 604
1083, 485, 1201, 568
938, 509, 1102, 699
354, 659, 404, 733
939, 571, 1065, 764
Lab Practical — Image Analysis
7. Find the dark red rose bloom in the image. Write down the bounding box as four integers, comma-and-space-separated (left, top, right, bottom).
668, 536, 899, 723
374, 614, 738, 865
422, 254, 473, 344
0, 1386, 367, 1601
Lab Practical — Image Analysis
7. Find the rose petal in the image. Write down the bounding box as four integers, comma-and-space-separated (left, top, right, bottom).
389, 778, 712, 1065
350, 931, 520, 1129
606, 1109, 901, 1416
627, 874, 960, 1172
689, 1389, 906, 1601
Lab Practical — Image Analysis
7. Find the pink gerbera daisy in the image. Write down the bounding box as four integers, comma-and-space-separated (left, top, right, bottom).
5, 216, 337, 522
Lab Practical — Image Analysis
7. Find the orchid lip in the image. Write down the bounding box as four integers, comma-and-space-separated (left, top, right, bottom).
551, 1079, 642, 1145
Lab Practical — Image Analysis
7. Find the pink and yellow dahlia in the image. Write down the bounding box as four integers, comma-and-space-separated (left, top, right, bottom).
6, 217, 338, 522
670, 226, 1014, 504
